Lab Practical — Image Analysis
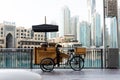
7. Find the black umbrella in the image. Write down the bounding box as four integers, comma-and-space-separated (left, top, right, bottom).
32, 24, 59, 42
32, 24, 58, 32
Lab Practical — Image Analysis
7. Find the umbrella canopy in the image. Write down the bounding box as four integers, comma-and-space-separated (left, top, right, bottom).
32, 24, 58, 32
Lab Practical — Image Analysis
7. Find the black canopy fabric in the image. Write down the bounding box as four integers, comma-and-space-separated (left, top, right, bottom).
32, 24, 58, 32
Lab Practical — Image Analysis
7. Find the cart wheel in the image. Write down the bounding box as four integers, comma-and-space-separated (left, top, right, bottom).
40, 58, 55, 72
69, 56, 84, 71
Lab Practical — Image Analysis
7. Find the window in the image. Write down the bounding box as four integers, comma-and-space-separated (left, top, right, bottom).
0, 40, 4, 44
18, 42, 20, 44
17, 30, 19, 32
1, 28, 3, 30
24, 29, 26, 32
21, 33, 23, 35
21, 30, 23, 32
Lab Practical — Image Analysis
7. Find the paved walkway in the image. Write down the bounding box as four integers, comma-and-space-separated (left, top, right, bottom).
32, 69, 120, 80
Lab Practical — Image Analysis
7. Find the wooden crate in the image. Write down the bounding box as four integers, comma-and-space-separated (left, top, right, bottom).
74, 48, 86, 55
34, 47, 56, 64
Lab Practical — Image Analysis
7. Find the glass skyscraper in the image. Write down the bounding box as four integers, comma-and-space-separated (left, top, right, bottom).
110, 17, 117, 48
70, 16, 79, 40
91, 13, 102, 47
87, 0, 96, 23
62, 6, 71, 35
79, 21, 90, 47
95, 13, 102, 47
87, 0, 97, 47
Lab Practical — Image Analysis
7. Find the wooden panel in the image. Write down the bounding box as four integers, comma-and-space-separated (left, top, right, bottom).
75, 48, 86, 55
34, 47, 56, 64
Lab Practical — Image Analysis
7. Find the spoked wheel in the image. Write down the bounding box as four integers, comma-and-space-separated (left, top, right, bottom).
40, 58, 55, 72
69, 56, 84, 71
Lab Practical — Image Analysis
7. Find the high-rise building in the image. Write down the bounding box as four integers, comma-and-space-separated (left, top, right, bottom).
62, 6, 71, 35
95, 13, 102, 47
87, 0, 96, 23
87, 0, 96, 47
106, 0, 117, 17
79, 21, 90, 47
91, 13, 102, 47
110, 17, 117, 48
70, 16, 79, 40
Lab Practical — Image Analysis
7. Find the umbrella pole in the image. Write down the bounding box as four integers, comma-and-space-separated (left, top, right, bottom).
45, 32, 47, 42
45, 16, 47, 42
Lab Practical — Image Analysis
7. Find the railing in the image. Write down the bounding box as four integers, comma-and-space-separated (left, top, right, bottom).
0, 48, 32, 68
0, 48, 106, 69
84, 48, 103, 69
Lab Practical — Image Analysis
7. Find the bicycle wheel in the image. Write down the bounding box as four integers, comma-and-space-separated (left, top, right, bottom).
40, 58, 55, 72
69, 56, 84, 71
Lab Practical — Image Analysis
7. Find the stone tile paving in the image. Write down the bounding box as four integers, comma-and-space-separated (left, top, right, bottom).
32, 69, 120, 80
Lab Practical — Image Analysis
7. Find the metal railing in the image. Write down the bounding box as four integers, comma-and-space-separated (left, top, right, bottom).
0, 48, 105, 69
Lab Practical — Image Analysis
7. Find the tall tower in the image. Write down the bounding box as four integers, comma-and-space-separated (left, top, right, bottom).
91, 13, 102, 47
110, 17, 117, 48
95, 13, 102, 47
79, 21, 91, 47
87, 0, 96, 46
87, 0, 96, 23
62, 6, 71, 35
70, 16, 79, 40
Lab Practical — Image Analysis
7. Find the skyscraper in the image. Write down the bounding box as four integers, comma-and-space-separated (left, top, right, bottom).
87, 0, 96, 47
91, 13, 102, 47
62, 6, 71, 35
70, 16, 79, 40
79, 21, 90, 47
110, 17, 117, 48
95, 13, 102, 47
87, 0, 96, 23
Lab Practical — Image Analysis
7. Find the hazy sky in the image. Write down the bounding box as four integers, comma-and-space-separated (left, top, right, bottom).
0, 0, 119, 28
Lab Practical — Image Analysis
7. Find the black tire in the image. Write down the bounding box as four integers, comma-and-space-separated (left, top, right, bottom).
40, 58, 55, 72
69, 56, 84, 71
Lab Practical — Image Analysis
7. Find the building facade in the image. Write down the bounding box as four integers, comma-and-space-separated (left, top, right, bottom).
110, 17, 117, 48
62, 6, 71, 35
87, 0, 97, 47
87, 0, 96, 23
0, 22, 45, 48
70, 16, 79, 40
79, 21, 90, 47
95, 13, 102, 47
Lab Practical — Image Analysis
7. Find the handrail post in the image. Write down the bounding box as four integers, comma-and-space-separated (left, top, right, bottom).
101, 49, 103, 69
30, 49, 33, 69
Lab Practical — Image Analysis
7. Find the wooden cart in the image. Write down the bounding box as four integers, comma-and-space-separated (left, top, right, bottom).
34, 47, 86, 72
